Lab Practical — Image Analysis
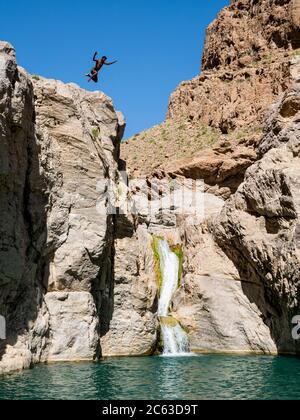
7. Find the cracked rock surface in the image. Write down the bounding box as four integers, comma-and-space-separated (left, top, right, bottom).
0, 42, 125, 374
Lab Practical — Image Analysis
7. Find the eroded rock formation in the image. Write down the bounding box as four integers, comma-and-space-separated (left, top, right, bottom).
0, 41, 46, 374
122, 0, 300, 186
0, 42, 125, 374
1, 0, 300, 374
115, 0, 300, 357
213, 86, 300, 354
168, 86, 300, 355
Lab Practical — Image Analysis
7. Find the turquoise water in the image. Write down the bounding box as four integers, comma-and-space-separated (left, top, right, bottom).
0, 355, 300, 400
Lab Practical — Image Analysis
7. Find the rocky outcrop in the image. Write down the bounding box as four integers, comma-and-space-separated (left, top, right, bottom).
101, 219, 158, 356
2, 0, 300, 374
43, 292, 99, 362
0, 42, 125, 374
168, 91, 300, 353
101, 187, 226, 356
109, 84, 300, 356
115, 1, 300, 356
168, 61, 290, 134
202, 0, 299, 71
100, 174, 283, 355
156, 137, 258, 199
0, 41, 46, 375
170, 0, 300, 132
213, 86, 300, 354
123, 0, 299, 181
32, 77, 122, 363
170, 85, 300, 355
173, 223, 277, 354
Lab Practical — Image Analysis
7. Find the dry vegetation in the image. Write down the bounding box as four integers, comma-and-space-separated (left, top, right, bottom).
122, 119, 261, 177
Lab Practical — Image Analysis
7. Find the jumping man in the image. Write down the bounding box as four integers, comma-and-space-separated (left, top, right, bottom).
86, 52, 117, 83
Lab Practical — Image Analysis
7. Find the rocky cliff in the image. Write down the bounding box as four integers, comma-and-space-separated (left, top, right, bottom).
173, 86, 300, 354
122, 0, 300, 197
111, 0, 300, 356
0, 41, 125, 374
1, 0, 300, 374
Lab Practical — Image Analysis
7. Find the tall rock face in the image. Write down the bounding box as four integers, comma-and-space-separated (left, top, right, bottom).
111, 0, 300, 357
202, 0, 300, 71
0, 42, 47, 374
1, 0, 300, 373
212, 85, 300, 354
0, 42, 125, 374
32, 77, 123, 363
170, 0, 298, 129
101, 218, 159, 356
170, 85, 300, 355
123, 0, 299, 186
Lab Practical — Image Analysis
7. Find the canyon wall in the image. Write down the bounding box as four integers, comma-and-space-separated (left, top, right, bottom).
123, 0, 300, 183
0, 41, 125, 374
116, 0, 300, 356
1, 0, 300, 374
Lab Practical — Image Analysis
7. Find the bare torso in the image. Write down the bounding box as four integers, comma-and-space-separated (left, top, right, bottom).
88, 54, 117, 81
95, 59, 105, 71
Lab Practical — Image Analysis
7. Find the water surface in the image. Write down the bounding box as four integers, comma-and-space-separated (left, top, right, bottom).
0, 355, 300, 400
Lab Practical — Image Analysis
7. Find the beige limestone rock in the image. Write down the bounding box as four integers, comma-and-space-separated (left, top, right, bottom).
44, 292, 99, 362
292, 0, 300, 29
112, 86, 300, 356
33, 77, 122, 295
172, 227, 277, 355
0, 41, 47, 375
213, 86, 300, 354
101, 222, 159, 356
159, 139, 258, 199
0, 42, 124, 374
123, 1, 300, 180
204, 0, 298, 71
3, 0, 300, 374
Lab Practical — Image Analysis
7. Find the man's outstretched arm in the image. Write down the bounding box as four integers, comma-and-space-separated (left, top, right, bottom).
104, 60, 118, 66
93, 52, 98, 62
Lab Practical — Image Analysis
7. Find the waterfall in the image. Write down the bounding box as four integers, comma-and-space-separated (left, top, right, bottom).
157, 240, 180, 318
156, 239, 191, 356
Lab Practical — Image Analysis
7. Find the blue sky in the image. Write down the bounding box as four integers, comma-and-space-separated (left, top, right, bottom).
1, 0, 228, 138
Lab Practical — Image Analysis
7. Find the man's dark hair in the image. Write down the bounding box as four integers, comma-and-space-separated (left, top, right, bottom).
102, 56, 108, 60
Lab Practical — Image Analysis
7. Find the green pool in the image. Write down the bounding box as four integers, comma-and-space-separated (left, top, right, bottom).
0, 355, 300, 400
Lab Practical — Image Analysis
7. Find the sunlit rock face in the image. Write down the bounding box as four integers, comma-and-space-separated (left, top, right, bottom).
291, 0, 300, 29
2, 0, 300, 376
117, 0, 300, 357
123, 1, 300, 181
0, 41, 125, 375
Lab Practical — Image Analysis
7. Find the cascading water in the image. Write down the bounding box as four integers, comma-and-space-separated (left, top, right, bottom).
156, 239, 191, 356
